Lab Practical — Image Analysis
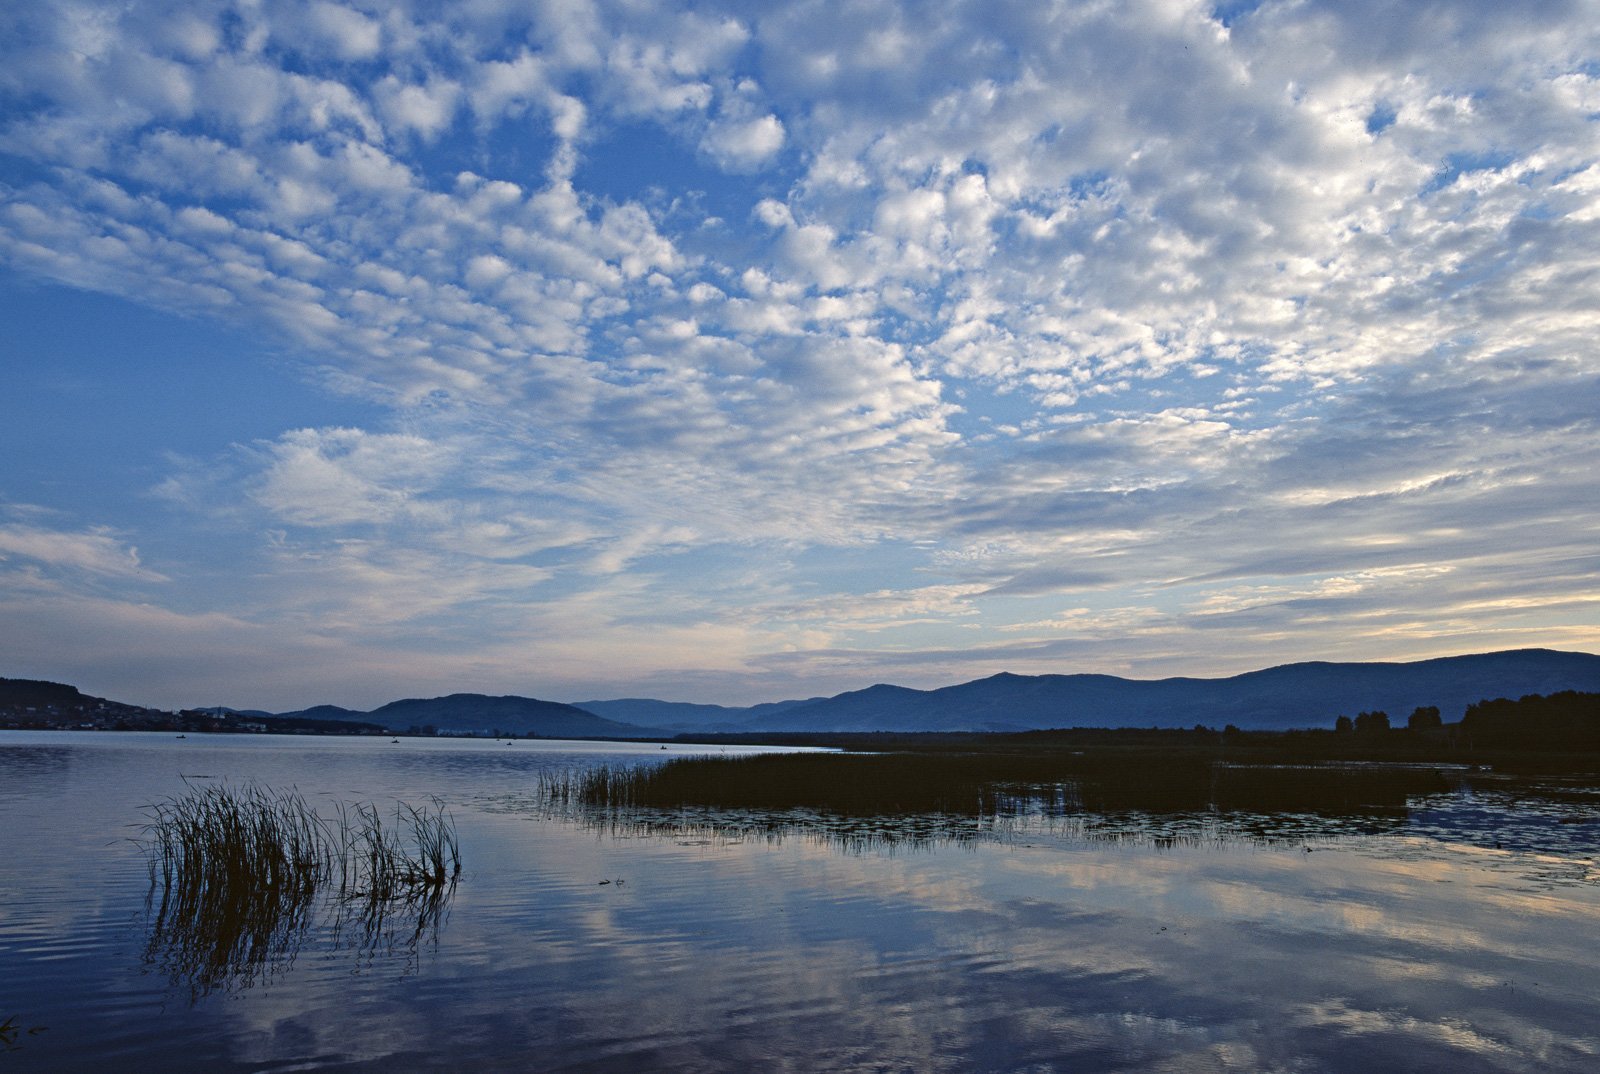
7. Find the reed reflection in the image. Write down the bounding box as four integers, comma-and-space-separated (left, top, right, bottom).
551, 804, 1413, 856
532, 751, 1452, 814
509, 750, 1443, 848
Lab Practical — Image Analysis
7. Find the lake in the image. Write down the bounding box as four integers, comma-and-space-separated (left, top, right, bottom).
2, 731, 1598, 1072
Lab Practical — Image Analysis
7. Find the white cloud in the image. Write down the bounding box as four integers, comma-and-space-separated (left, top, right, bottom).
305, 2, 382, 61
3, 0, 1599, 703
375, 75, 462, 140
701, 112, 785, 170
250, 427, 458, 528
0, 521, 167, 579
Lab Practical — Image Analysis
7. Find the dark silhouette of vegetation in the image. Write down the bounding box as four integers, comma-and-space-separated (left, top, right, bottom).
138, 783, 460, 998
671, 695, 1600, 771
0, 1015, 47, 1053
536, 749, 1449, 819
535, 693, 1600, 825
1408, 705, 1443, 731
1354, 710, 1391, 734
1461, 692, 1600, 752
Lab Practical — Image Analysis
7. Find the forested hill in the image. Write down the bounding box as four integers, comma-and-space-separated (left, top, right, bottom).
0, 677, 166, 728
577, 649, 1600, 734
277, 693, 657, 738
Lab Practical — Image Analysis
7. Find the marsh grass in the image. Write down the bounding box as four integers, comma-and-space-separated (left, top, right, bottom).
507, 753, 1425, 855
535, 750, 1451, 819
142, 783, 328, 903
330, 798, 462, 900
139, 782, 460, 997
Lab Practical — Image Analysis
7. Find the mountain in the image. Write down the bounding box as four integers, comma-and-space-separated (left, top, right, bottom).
273, 694, 656, 737
0, 677, 166, 727
362, 693, 656, 737
734, 649, 1600, 733
572, 696, 824, 731
273, 703, 370, 722
192, 705, 279, 718
15, 647, 1599, 738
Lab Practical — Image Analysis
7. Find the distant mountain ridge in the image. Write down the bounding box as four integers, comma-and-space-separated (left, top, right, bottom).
571, 648, 1600, 734
730, 649, 1600, 732
571, 696, 825, 731
14, 647, 1597, 739
276, 693, 654, 738
274, 704, 370, 722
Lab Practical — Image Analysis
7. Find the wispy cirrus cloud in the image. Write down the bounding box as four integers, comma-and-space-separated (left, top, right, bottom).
0, 520, 166, 582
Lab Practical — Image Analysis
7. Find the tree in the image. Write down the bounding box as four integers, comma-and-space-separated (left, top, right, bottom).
1354, 710, 1390, 734
1334, 715, 1353, 734
1407, 705, 1442, 732
1462, 691, 1600, 751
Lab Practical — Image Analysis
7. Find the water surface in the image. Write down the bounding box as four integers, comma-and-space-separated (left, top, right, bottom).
2, 731, 1598, 1071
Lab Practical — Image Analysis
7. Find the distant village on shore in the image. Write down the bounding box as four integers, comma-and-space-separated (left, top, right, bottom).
0, 678, 391, 737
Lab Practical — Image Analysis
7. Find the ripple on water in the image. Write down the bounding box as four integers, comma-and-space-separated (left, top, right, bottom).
6, 735, 1600, 1073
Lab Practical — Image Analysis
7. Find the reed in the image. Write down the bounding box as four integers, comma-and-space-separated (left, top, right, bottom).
141, 782, 329, 903
330, 798, 462, 900
138, 782, 460, 997
142, 782, 460, 900
546, 750, 1450, 818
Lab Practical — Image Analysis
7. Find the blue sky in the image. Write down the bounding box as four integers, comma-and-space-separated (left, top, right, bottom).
2, 0, 1598, 711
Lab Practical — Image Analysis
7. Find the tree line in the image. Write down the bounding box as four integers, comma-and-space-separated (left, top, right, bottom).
1332, 691, 1598, 751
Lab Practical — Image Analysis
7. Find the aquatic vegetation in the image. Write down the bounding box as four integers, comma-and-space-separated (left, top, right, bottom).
138, 783, 459, 997
538, 749, 1451, 818
142, 783, 326, 890
0, 1014, 47, 1052
142, 782, 460, 899
330, 798, 461, 899
507, 749, 1449, 858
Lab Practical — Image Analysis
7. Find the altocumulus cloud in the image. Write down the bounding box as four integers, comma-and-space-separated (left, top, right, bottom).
1, 0, 1597, 708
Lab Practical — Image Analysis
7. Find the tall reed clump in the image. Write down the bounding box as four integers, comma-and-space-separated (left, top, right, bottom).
140, 783, 331, 996
330, 798, 461, 900
139, 782, 462, 997
565, 752, 1067, 815
142, 782, 460, 902
143, 783, 330, 908
549, 751, 1451, 818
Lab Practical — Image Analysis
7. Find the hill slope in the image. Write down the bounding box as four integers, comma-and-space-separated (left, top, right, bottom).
0, 677, 164, 727
362, 693, 655, 737
738, 649, 1600, 733
571, 696, 825, 731
273, 703, 369, 722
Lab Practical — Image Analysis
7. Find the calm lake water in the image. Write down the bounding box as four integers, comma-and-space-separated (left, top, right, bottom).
2, 731, 1599, 1072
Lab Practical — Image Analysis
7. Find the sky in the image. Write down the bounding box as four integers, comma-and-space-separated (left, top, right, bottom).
2, 0, 1598, 712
